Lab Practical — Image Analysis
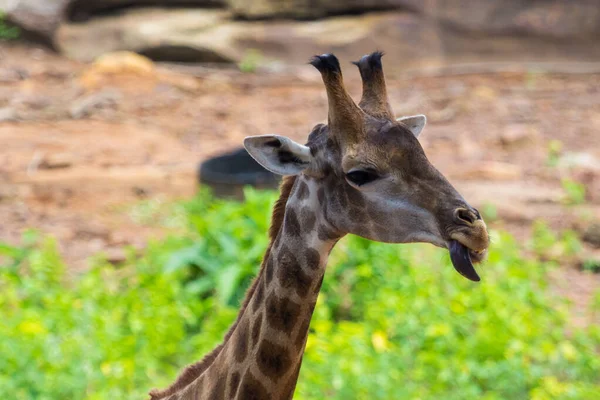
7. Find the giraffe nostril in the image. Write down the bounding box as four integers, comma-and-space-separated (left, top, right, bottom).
455, 208, 477, 225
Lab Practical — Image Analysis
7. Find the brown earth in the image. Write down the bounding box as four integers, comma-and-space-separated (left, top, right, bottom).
0, 42, 599, 325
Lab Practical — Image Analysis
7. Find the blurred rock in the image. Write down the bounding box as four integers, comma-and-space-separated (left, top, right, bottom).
0, 67, 29, 82
75, 223, 110, 240
56, 9, 442, 67
0, 185, 17, 202
430, 0, 600, 38
459, 162, 523, 181
228, 0, 600, 39
38, 153, 74, 170
471, 85, 498, 102
558, 152, 600, 172
88, 51, 156, 75
434, 1, 600, 64
78, 51, 156, 89
0, 107, 17, 122
102, 247, 128, 265
507, 96, 536, 123
571, 169, 599, 203
495, 203, 535, 223
428, 105, 457, 124
56, 9, 231, 62
499, 124, 540, 148
583, 223, 600, 248
11, 93, 52, 110
77, 51, 163, 90
2, 0, 224, 43
69, 89, 121, 119
5, 0, 600, 66
157, 73, 202, 93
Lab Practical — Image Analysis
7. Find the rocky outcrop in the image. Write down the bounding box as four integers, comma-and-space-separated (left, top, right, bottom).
434, 0, 600, 65
4, 0, 600, 67
428, 0, 600, 39
227, 0, 600, 39
56, 9, 443, 67
1, 0, 224, 41
56, 9, 234, 63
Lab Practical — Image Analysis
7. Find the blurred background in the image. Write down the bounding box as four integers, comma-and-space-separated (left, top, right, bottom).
1, 1, 599, 399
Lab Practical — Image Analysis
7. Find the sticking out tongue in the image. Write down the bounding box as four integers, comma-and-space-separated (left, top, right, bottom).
449, 240, 480, 282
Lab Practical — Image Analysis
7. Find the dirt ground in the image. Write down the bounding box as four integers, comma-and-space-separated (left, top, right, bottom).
1, 42, 599, 326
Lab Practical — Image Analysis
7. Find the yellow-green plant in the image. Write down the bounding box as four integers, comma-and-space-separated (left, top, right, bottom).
238, 49, 263, 73
561, 178, 586, 205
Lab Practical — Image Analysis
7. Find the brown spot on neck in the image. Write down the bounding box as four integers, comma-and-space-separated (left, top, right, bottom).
239, 371, 270, 400
257, 339, 293, 379
277, 245, 312, 297
295, 180, 310, 200
284, 209, 302, 237
229, 372, 241, 398
265, 293, 301, 332
305, 248, 321, 270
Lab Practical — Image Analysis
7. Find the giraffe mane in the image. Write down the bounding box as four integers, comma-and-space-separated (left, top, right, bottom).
149, 176, 298, 400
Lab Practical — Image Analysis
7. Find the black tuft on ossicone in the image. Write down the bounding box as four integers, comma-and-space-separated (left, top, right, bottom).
368, 50, 385, 68
353, 51, 384, 77
309, 54, 341, 74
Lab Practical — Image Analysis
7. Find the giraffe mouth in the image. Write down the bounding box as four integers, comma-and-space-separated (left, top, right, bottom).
449, 240, 482, 282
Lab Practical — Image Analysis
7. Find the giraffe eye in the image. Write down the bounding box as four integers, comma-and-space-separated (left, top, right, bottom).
345, 169, 379, 186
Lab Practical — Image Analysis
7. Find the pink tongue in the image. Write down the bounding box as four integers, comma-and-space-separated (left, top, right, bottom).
449, 240, 480, 282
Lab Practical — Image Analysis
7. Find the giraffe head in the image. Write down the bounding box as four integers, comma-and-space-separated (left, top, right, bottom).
245, 52, 489, 281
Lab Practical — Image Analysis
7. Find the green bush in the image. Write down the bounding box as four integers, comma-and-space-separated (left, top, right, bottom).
0, 12, 20, 40
1, 189, 598, 399
561, 178, 587, 206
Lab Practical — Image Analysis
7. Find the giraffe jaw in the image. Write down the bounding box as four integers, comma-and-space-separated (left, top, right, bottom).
448, 240, 482, 282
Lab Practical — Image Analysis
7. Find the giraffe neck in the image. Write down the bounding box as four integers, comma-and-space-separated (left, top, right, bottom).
214, 177, 339, 399
158, 177, 341, 400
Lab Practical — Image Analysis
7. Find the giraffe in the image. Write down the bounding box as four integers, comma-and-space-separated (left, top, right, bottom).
149, 51, 490, 400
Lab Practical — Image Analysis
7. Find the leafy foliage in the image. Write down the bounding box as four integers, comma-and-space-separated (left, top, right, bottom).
238, 49, 263, 73
561, 178, 587, 206
301, 231, 599, 400
0, 189, 598, 399
0, 12, 20, 40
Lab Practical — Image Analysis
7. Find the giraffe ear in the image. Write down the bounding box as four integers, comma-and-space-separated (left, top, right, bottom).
396, 114, 426, 138
244, 135, 313, 176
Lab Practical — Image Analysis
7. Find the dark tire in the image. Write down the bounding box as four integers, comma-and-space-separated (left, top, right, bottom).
198, 148, 280, 198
